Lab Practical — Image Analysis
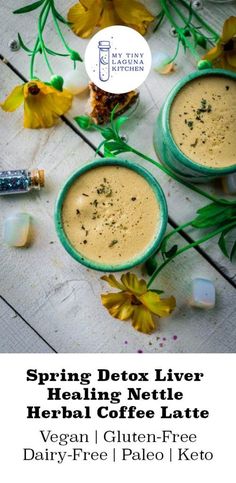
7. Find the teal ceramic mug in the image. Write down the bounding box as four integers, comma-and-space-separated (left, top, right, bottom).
154, 69, 236, 182
54, 158, 168, 272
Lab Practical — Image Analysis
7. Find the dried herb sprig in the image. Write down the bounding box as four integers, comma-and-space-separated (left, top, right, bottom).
75, 108, 236, 286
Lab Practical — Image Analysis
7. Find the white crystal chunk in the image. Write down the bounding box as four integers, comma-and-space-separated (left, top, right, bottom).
63, 66, 89, 95
3, 212, 30, 247
190, 278, 216, 309
152, 52, 172, 72
222, 173, 236, 195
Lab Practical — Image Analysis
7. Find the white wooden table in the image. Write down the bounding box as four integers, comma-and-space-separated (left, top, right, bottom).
0, 0, 235, 353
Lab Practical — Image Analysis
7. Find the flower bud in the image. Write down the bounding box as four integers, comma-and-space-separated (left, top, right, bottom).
70, 51, 82, 62
74, 115, 93, 130
50, 75, 64, 91
197, 59, 212, 70
196, 34, 207, 49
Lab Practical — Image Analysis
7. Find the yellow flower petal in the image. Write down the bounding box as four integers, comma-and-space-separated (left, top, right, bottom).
68, 0, 103, 38
1, 85, 24, 112
222, 16, 236, 43
101, 292, 134, 320
101, 274, 126, 291
203, 44, 223, 62
226, 51, 236, 68
158, 62, 175, 75
114, 0, 155, 35
23, 82, 72, 129
99, 1, 121, 28
132, 305, 155, 333
139, 291, 176, 317
121, 272, 147, 296
203, 17, 236, 70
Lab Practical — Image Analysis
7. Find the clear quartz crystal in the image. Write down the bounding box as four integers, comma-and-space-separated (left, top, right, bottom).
190, 278, 216, 309
3, 213, 31, 247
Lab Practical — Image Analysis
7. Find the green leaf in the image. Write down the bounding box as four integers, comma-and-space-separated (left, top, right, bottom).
145, 257, 158, 276
100, 128, 115, 140
149, 289, 164, 295
218, 198, 236, 206
13, 0, 45, 14
218, 231, 230, 259
230, 240, 236, 261
160, 235, 171, 256
110, 104, 120, 129
218, 225, 236, 259
103, 141, 126, 153
165, 245, 178, 259
17, 33, 33, 53
54, 10, 71, 25
74, 115, 93, 130
96, 140, 106, 154
192, 202, 235, 228
183, 29, 191, 37
114, 116, 129, 135
195, 34, 207, 49
104, 146, 113, 157
70, 50, 83, 62
45, 47, 69, 57
153, 10, 165, 32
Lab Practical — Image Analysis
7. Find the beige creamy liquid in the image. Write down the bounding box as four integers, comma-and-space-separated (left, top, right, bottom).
62, 166, 160, 265
170, 76, 236, 168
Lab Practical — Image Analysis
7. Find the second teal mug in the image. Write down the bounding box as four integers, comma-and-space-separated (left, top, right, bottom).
154, 68, 236, 183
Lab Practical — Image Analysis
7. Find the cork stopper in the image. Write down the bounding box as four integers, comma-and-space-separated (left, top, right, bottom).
31, 169, 45, 189
38, 169, 45, 188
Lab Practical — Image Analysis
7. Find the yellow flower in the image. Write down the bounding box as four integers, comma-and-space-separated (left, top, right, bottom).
101, 273, 176, 334
203, 16, 236, 71
1, 80, 72, 128
68, 0, 155, 38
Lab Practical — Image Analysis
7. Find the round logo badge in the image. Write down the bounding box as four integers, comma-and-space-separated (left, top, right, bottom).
85, 26, 152, 94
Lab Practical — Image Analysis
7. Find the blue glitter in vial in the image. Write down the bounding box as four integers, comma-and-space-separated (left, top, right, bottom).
0, 169, 30, 194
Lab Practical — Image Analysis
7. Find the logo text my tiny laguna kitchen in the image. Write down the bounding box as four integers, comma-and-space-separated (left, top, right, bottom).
85, 26, 152, 94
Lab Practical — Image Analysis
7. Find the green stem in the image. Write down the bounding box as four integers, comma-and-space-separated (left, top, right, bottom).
154, 9, 165, 32
30, 0, 51, 78
161, 219, 195, 248
169, 0, 192, 30
169, 38, 180, 63
51, 1, 73, 55
147, 220, 236, 287
179, 0, 220, 41
169, 0, 210, 47
38, 1, 54, 75
159, 0, 201, 60
129, 145, 219, 203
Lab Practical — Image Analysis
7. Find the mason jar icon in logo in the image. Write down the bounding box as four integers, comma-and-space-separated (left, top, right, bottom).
98, 41, 111, 82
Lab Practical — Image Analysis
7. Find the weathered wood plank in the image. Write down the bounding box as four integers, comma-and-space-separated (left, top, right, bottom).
0, 61, 235, 353
0, 297, 54, 353
1, 0, 234, 279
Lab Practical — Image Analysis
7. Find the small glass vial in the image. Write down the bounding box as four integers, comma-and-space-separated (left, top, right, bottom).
0, 169, 44, 195
98, 41, 111, 82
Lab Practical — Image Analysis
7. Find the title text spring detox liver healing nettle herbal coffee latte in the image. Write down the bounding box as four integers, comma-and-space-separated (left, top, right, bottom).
170, 76, 236, 168
61, 165, 160, 265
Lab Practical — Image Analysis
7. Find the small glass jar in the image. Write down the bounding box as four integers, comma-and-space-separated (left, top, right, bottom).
0, 169, 44, 195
